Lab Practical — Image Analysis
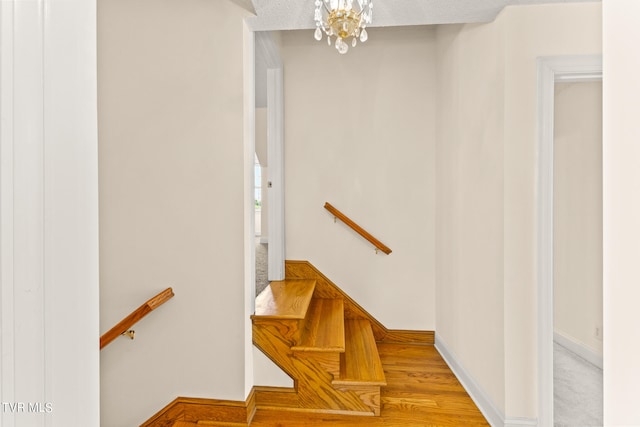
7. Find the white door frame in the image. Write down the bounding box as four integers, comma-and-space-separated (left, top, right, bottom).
266, 67, 285, 281
537, 55, 602, 427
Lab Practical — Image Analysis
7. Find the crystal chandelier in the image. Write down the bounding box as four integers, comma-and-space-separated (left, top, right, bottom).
314, 0, 373, 55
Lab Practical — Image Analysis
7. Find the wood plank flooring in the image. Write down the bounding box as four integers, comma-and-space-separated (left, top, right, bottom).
250, 343, 489, 426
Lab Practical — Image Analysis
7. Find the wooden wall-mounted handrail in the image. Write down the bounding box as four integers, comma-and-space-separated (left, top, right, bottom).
324, 202, 392, 255
100, 287, 174, 349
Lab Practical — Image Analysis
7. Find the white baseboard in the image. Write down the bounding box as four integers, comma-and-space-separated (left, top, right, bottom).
553, 330, 603, 369
504, 418, 538, 427
259, 236, 268, 244
435, 335, 504, 426
435, 334, 538, 427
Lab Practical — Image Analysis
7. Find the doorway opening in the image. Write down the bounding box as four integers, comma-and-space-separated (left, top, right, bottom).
537, 55, 603, 427
552, 80, 603, 426
255, 153, 269, 295
254, 31, 285, 298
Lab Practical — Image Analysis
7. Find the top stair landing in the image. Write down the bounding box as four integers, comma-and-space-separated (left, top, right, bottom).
253, 280, 315, 319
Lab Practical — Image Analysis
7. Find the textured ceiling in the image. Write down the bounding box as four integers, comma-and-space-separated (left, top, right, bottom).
246, 0, 597, 31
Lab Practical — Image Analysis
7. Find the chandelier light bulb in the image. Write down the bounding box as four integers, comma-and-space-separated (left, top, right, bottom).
313, 0, 372, 54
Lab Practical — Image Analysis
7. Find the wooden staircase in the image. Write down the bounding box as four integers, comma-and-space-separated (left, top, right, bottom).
143, 261, 442, 427
251, 278, 386, 416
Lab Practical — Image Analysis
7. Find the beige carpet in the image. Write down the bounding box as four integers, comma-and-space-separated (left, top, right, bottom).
255, 237, 269, 296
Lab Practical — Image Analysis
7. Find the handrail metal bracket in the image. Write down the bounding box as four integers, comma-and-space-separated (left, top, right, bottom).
122, 330, 135, 340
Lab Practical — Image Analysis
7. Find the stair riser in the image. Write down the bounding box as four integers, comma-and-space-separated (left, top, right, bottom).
333, 385, 381, 416
295, 351, 340, 378
252, 318, 303, 345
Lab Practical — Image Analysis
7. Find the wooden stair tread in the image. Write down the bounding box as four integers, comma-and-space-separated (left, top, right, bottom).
334, 319, 386, 386
253, 280, 316, 319
171, 422, 197, 427
292, 298, 345, 352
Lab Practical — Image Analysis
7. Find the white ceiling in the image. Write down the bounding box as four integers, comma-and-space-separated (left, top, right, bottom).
248, 0, 598, 108
245, 0, 596, 31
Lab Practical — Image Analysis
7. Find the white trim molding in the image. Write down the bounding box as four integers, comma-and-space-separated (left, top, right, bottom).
1, 0, 99, 425
505, 418, 538, 427
435, 335, 538, 427
536, 55, 602, 427
0, 3, 17, 425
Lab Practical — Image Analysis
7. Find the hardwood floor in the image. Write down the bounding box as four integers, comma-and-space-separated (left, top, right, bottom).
250, 343, 489, 426
151, 266, 489, 427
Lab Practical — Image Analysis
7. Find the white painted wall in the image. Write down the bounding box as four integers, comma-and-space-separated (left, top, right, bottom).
98, 1, 252, 425
0, 0, 100, 425
435, 3, 601, 422
501, 5, 601, 418
253, 347, 294, 387
553, 81, 603, 361
435, 18, 507, 420
281, 26, 437, 330
603, 1, 640, 424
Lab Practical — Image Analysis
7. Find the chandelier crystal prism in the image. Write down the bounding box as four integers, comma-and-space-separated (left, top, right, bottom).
314, 0, 373, 55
